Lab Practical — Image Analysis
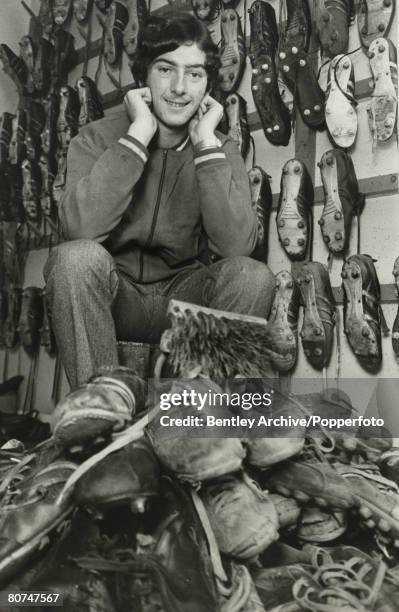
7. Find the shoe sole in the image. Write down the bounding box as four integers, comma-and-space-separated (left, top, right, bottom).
266, 271, 298, 371
219, 10, 245, 94
53, 408, 129, 449
225, 93, 249, 158
319, 151, 346, 253
277, 160, 309, 259
317, 7, 349, 57
358, 0, 395, 48
342, 259, 380, 363
296, 268, 328, 369
325, 55, 357, 148
367, 38, 397, 141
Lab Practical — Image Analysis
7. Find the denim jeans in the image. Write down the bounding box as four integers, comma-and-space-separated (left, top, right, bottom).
44, 240, 276, 388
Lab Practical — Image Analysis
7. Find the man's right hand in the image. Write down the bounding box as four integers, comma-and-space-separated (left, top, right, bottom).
124, 87, 158, 147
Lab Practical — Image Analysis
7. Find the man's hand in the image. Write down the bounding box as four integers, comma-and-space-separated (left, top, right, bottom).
189, 94, 224, 147
125, 87, 157, 147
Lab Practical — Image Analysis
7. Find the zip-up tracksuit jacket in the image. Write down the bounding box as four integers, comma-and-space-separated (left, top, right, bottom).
59, 109, 259, 284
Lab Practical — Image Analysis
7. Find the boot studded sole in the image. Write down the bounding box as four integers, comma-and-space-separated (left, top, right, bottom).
341, 259, 380, 364
318, 151, 346, 253
357, 0, 395, 48
266, 271, 298, 372
297, 270, 328, 369
123, 0, 148, 60
277, 160, 312, 260
248, 165, 272, 262
225, 92, 250, 158
325, 55, 357, 149
392, 256, 399, 360
367, 38, 397, 141
317, 0, 354, 58
218, 9, 245, 94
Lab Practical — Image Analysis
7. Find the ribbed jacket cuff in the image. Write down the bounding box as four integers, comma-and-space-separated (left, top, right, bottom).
118, 134, 149, 163
193, 146, 226, 168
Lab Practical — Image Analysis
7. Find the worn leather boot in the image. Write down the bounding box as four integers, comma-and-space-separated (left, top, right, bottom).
341, 254, 384, 370
24, 101, 46, 162
53, 0, 73, 25
357, 0, 395, 47
265, 270, 300, 372
18, 286, 44, 353
3, 287, 22, 350
123, 0, 148, 61
73, 0, 94, 22
249, 0, 291, 146
191, 0, 218, 20
278, 0, 325, 129
367, 38, 397, 142
218, 9, 246, 94
0, 44, 28, 94
76, 76, 104, 127
18, 36, 36, 96
318, 149, 364, 254
294, 261, 336, 369
99, 0, 129, 68
277, 158, 314, 260
248, 165, 272, 263
325, 55, 358, 148
0, 112, 13, 169
224, 92, 250, 158
392, 257, 399, 360
21, 159, 42, 224
317, 0, 355, 57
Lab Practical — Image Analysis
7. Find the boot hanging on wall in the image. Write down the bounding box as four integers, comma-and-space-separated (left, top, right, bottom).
53, 86, 79, 204
316, 0, 355, 58
357, 0, 395, 48
276, 159, 314, 261
325, 54, 358, 149
73, 0, 94, 22
367, 38, 398, 143
392, 257, 399, 361
24, 100, 46, 162
123, 0, 148, 64
76, 76, 104, 127
218, 9, 246, 95
293, 262, 336, 370
248, 165, 272, 264
278, 0, 325, 129
265, 270, 300, 372
0, 44, 28, 95
53, 0, 73, 26
248, 0, 291, 146
191, 0, 218, 20
318, 149, 364, 255
223, 93, 250, 159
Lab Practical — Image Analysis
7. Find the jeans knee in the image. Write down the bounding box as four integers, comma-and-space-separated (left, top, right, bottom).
44, 240, 114, 287
221, 256, 275, 293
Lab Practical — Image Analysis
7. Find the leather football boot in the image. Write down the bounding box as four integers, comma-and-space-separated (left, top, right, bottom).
317, 0, 355, 58
9, 110, 27, 166
23, 511, 117, 612
73, 0, 94, 22
277, 158, 314, 260
123, 0, 148, 61
318, 149, 364, 254
18, 286, 44, 353
367, 38, 397, 142
325, 55, 358, 148
392, 257, 399, 360
200, 474, 279, 559
294, 261, 336, 369
74, 437, 160, 515
76, 76, 104, 127
53, 368, 144, 452
278, 0, 325, 129
24, 101, 46, 162
0, 460, 77, 588
147, 377, 245, 484
51, 30, 77, 90
218, 9, 246, 94
53, 0, 73, 25
18, 36, 36, 96
0, 44, 28, 94
357, 0, 395, 47
261, 459, 355, 510
192, 0, 218, 20
41, 93, 59, 159
265, 270, 300, 372
249, 0, 291, 146
0, 171, 11, 221
40, 289, 56, 355
341, 254, 384, 370
3, 288, 22, 350
21, 159, 42, 224
224, 92, 250, 158
31, 37, 54, 97
0, 112, 13, 170
248, 165, 272, 263
39, 153, 57, 222
99, 0, 129, 68
38, 0, 54, 35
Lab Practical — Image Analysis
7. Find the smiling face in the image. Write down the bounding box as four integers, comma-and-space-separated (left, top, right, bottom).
146, 43, 208, 131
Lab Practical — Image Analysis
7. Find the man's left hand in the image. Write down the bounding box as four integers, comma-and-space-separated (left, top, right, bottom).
189, 94, 224, 147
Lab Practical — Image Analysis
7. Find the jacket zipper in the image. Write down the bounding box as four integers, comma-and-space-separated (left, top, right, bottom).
139, 149, 168, 281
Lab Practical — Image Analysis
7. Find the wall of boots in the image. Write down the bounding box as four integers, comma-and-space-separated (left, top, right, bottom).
0, 0, 397, 418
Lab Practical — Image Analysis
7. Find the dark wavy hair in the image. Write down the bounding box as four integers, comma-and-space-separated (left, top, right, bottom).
131, 11, 221, 92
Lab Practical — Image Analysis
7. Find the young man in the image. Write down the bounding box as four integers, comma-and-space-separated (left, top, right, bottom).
45, 11, 275, 389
